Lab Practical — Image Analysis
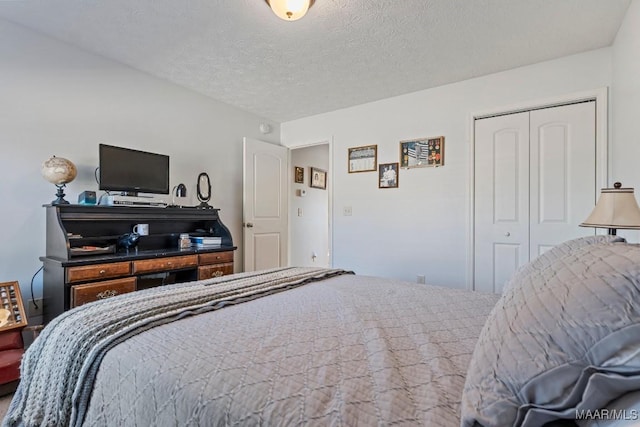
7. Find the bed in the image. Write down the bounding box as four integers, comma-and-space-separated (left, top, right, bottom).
4, 236, 640, 427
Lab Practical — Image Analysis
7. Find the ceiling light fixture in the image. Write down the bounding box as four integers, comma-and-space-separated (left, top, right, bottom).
264, 0, 315, 21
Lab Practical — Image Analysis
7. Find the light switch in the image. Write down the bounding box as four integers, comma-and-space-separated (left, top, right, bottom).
298, 207, 303, 217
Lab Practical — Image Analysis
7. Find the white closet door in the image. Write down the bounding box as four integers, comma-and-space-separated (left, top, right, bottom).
529, 102, 596, 257
474, 101, 597, 293
474, 112, 530, 294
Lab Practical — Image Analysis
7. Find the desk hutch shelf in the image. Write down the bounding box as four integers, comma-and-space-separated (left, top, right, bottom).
41, 205, 236, 322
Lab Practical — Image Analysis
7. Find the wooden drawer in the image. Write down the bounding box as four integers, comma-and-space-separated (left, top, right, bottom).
71, 277, 136, 308
198, 251, 234, 265
198, 263, 234, 280
66, 261, 131, 284
132, 255, 198, 275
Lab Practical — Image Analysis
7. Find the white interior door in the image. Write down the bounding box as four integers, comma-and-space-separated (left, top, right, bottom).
474, 101, 597, 293
243, 137, 288, 272
475, 112, 530, 293
529, 102, 596, 256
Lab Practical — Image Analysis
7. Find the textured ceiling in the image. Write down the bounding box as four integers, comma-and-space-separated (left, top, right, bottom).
0, 0, 631, 122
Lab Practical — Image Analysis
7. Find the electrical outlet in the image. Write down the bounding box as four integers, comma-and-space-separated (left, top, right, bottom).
343, 206, 353, 216
28, 299, 43, 317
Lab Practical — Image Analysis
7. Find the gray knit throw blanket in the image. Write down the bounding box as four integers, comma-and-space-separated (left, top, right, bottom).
3, 267, 353, 427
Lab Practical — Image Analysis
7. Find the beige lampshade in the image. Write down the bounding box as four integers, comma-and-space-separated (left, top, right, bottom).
580, 183, 640, 231
265, 0, 315, 21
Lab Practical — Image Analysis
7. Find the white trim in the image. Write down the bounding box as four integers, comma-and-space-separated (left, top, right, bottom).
466, 87, 609, 291
329, 136, 334, 267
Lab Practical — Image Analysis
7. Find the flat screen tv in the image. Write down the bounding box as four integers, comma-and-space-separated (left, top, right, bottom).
99, 144, 170, 195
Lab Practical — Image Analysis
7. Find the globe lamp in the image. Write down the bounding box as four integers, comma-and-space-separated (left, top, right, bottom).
41, 156, 77, 205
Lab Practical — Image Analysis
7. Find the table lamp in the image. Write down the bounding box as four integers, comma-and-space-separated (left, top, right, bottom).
580, 182, 640, 235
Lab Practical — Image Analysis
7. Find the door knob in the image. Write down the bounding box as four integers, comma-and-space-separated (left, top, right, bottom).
505, 232, 511, 237
246, 223, 254, 228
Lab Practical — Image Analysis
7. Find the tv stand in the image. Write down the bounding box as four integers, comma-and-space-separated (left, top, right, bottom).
40, 204, 237, 323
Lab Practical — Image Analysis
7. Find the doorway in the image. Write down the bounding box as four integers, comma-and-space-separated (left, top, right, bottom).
290, 144, 331, 267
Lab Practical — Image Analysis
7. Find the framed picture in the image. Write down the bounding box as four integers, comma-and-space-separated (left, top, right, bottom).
310, 167, 327, 189
379, 163, 399, 189
399, 136, 445, 168
294, 166, 304, 184
348, 145, 377, 173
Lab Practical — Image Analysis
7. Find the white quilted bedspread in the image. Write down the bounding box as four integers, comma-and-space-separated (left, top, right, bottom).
83, 274, 499, 426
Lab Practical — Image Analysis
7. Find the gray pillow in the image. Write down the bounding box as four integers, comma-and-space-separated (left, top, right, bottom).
501, 235, 625, 294
461, 241, 640, 427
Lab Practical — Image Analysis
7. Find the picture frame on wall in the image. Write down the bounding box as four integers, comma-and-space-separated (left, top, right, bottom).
379, 163, 399, 189
294, 166, 304, 184
348, 145, 377, 173
399, 136, 444, 168
310, 167, 327, 190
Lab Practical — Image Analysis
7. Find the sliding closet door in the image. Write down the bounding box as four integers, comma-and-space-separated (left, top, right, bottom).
475, 112, 530, 294
529, 102, 596, 257
474, 101, 596, 294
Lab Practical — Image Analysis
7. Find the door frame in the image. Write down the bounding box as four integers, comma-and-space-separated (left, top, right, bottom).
466, 87, 609, 291
287, 139, 334, 267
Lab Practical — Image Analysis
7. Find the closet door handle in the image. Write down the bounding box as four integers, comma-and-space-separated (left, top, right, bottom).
245, 223, 254, 228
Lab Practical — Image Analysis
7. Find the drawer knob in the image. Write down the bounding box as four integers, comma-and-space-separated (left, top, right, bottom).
96, 290, 118, 299
216, 256, 221, 260
99, 269, 106, 275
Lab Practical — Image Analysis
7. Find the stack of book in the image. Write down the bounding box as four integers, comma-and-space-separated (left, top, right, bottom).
190, 236, 222, 248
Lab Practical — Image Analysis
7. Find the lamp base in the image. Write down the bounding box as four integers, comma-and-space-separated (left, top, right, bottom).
197, 202, 213, 210
51, 184, 69, 205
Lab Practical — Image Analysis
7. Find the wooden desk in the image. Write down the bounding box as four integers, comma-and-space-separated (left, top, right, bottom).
41, 205, 236, 323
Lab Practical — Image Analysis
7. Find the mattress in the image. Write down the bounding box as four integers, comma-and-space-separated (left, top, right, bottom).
5, 271, 500, 427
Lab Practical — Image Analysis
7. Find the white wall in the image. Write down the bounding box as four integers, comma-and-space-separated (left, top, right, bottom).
5, 1, 639, 303
0, 19, 280, 317
290, 144, 329, 267
611, 0, 640, 243
612, 0, 640, 189
281, 49, 613, 287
